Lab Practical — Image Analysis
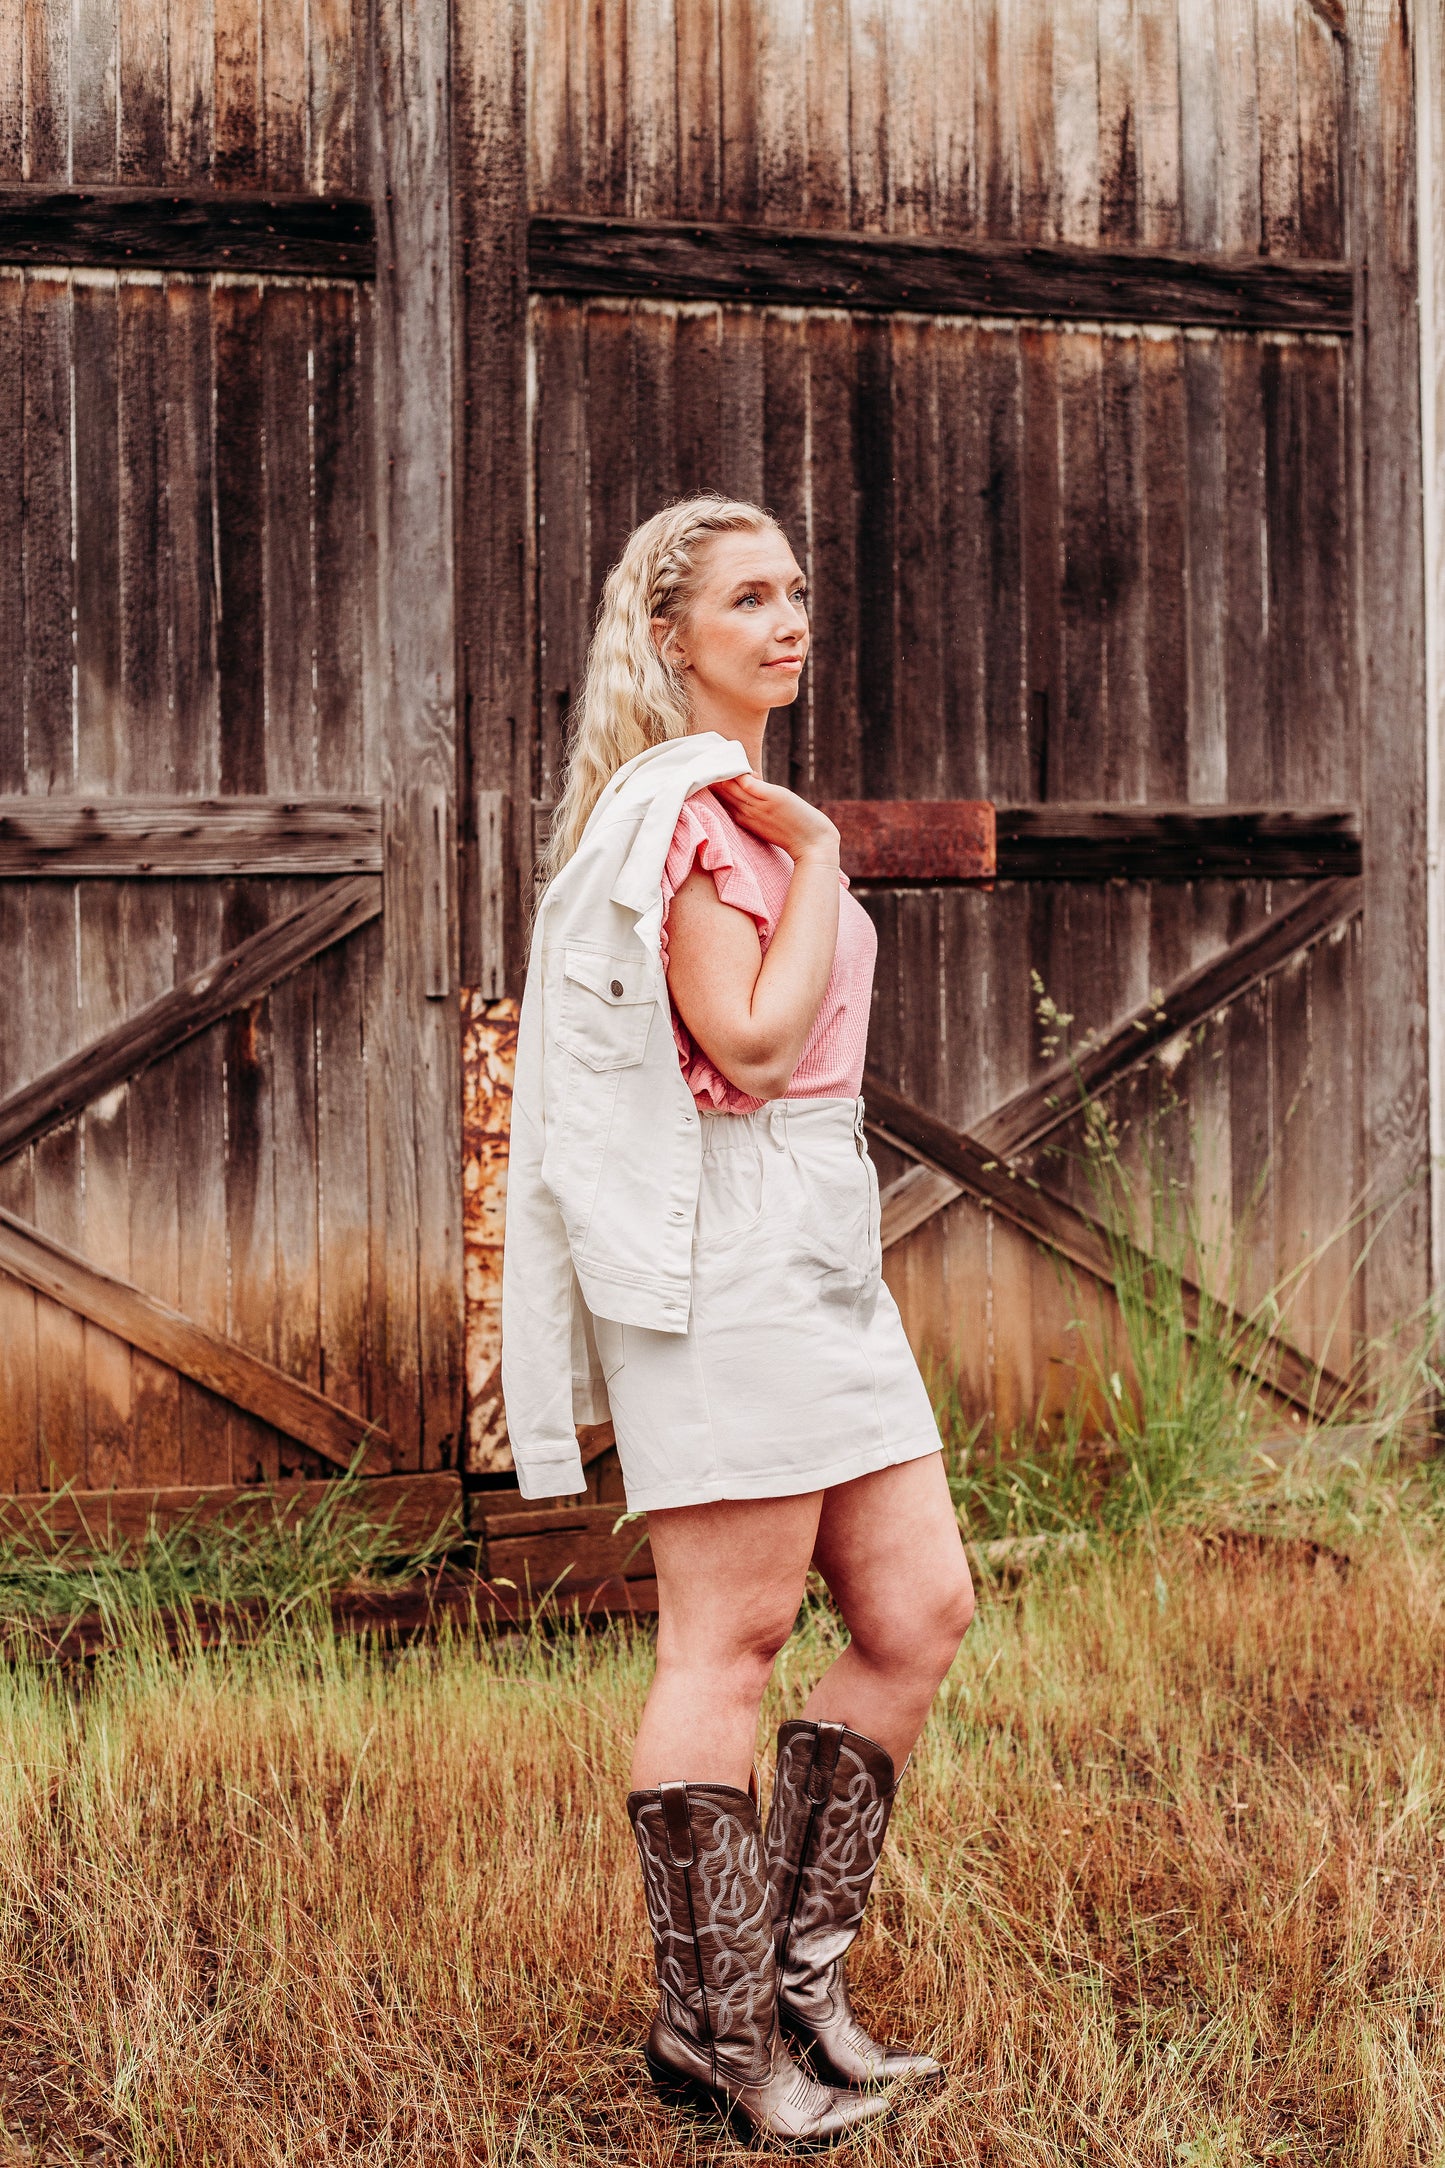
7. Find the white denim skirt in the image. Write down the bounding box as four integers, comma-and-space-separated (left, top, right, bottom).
590, 1094, 943, 1514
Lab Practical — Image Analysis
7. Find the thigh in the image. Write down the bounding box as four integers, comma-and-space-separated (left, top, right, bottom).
648, 1492, 826, 1661
811, 1453, 971, 1647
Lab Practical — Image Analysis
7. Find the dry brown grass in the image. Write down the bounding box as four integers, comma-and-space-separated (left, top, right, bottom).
2, 1521, 1445, 2166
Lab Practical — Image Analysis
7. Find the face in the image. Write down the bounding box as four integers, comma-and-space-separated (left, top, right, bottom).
654, 526, 810, 719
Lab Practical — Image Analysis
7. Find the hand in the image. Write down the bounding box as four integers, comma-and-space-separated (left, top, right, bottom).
711, 773, 841, 866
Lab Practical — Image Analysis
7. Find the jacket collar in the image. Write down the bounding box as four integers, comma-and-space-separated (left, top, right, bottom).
604, 731, 755, 918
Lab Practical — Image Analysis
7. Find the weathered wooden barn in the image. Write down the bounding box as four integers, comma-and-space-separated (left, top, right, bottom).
2, 0, 1444, 1587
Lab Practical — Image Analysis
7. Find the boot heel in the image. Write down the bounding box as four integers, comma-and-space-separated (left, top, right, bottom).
643, 2047, 718, 2113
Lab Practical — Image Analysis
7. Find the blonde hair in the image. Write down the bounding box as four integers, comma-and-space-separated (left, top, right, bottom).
536, 495, 779, 893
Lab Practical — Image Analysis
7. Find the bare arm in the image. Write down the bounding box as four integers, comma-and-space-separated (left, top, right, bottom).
663, 774, 841, 1102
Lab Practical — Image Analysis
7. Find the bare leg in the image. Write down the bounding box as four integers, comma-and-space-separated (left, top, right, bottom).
631, 1491, 825, 1791
803, 1452, 974, 1769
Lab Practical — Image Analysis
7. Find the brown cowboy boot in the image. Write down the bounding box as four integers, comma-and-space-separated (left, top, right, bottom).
765, 1719, 944, 2089
627, 1778, 893, 2146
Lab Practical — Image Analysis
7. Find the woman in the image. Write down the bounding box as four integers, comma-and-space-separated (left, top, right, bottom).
511, 496, 975, 2146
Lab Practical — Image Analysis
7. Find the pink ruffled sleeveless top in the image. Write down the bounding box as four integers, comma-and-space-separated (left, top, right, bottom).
659, 786, 878, 1113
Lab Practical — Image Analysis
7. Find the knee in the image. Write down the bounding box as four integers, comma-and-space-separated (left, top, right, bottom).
856, 1567, 974, 1689
913, 1567, 975, 1678
658, 1593, 800, 1697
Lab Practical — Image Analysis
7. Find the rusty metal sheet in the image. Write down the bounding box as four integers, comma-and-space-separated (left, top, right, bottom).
461, 991, 518, 1474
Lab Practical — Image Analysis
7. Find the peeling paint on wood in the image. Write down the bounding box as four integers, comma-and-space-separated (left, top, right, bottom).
462, 991, 518, 1475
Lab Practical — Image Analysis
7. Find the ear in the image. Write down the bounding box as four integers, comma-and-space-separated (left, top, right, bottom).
651, 616, 689, 671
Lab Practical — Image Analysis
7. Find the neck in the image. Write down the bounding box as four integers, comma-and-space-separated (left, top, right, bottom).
687, 697, 769, 775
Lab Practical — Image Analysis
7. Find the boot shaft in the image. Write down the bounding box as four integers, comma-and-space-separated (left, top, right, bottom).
765, 1720, 898, 1983
627, 1780, 777, 2081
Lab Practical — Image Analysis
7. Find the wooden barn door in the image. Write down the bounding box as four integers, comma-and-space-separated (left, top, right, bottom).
458, 0, 1427, 1456
0, 1, 463, 1505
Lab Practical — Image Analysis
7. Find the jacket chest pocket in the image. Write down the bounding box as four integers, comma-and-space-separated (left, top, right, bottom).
556, 946, 657, 1072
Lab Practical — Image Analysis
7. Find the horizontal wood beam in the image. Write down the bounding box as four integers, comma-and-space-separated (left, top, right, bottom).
0, 796, 382, 876
823, 799, 995, 882
861, 1072, 1348, 1418
993, 804, 1361, 881
0, 1471, 461, 1552
0, 875, 381, 1162
976, 877, 1365, 1162
529, 214, 1355, 334
0, 1208, 391, 1473
0, 188, 375, 277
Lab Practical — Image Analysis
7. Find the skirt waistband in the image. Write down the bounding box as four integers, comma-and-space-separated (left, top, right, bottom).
698, 1093, 866, 1146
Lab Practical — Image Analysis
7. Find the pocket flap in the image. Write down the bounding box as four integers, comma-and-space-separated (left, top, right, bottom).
562, 947, 655, 1006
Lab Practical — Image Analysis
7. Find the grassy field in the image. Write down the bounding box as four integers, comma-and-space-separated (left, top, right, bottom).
2, 1466, 1445, 2167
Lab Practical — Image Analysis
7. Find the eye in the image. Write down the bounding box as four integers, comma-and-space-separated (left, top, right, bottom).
792, 585, 809, 606
735, 588, 762, 608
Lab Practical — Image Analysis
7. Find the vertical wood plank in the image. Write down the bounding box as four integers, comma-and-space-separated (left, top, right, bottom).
802, 309, 859, 796
1215, 0, 1261, 251
310, 0, 354, 189
1177, 0, 1220, 247
585, 301, 638, 599
889, 315, 942, 796
804, 0, 849, 227
1182, 334, 1226, 803
932, 0, 973, 235
1101, 329, 1148, 800
0, 0, 23, 176
977, 0, 1019, 236
213, 275, 276, 1479
755, 0, 806, 224
0, 271, 36, 1489
1136, 0, 1181, 245
1057, 330, 1105, 800
677, 0, 721, 217
23, 273, 85, 1489
454, 0, 529, 992
1014, 0, 1053, 240
675, 302, 722, 497
533, 296, 588, 804
25, 0, 70, 181
763, 317, 812, 671
936, 318, 986, 798
885, 0, 935, 234
717, 302, 765, 503
215, 0, 261, 184
166, 277, 218, 794
165, 277, 227, 1480
626, 0, 676, 216
1020, 325, 1060, 801
848, 0, 888, 230
118, 0, 166, 178
1098, 0, 1139, 244
166, 0, 213, 180
1053, 0, 1100, 244
223, 886, 281, 1483
118, 272, 180, 1482
263, 0, 308, 186
633, 302, 679, 518
1354, 4, 1430, 1343
1255, 0, 1301, 254
72, 272, 135, 1486
854, 312, 894, 798
374, 0, 462, 1470
263, 281, 322, 1454
72, 0, 119, 182
1296, 3, 1344, 258
719, 0, 759, 218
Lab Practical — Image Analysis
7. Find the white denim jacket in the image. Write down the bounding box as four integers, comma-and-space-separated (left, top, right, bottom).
500, 729, 755, 1499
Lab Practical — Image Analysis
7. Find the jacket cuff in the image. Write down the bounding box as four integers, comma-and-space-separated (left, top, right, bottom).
511, 1450, 588, 1501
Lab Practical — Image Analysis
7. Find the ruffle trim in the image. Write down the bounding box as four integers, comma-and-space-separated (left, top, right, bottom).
660, 795, 776, 1111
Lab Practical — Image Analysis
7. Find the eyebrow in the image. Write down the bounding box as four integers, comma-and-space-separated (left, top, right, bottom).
726, 572, 808, 594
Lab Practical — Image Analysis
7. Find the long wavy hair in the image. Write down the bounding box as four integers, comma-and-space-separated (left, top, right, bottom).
535, 495, 779, 896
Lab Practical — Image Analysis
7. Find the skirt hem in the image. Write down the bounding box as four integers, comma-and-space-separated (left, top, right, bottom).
624, 1427, 942, 1516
